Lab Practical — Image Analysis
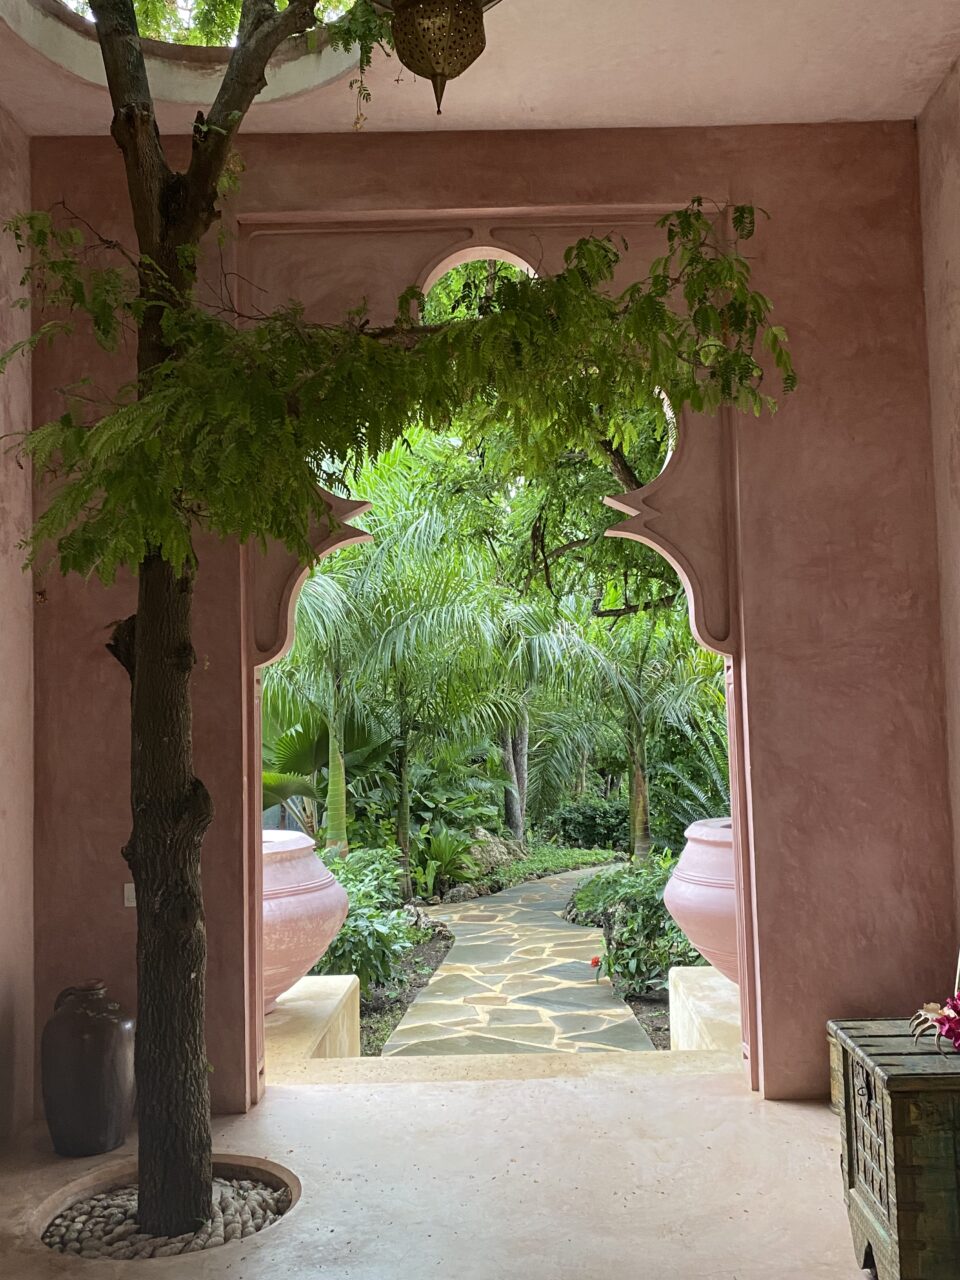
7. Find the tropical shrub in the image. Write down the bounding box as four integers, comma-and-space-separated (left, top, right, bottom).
312, 847, 414, 992
411, 824, 480, 898
480, 842, 623, 893
408, 755, 504, 833
566, 850, 704, 996
261, 692, 395, 854
542, 795, 631, 851
648, 718, 730, 850
335, 846, 406, 908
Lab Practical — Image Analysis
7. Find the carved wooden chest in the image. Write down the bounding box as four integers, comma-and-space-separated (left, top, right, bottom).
828, 1018, 960, 1279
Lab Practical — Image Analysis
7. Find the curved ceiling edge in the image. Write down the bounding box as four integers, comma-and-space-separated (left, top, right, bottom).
8, 0, 357, 106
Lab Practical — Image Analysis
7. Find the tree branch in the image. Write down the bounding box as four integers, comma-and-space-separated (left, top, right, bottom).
88, 0, 172, 254
592, 592, 682, 619
180, 1, 327, 243
545, 536, 592, 563
107, 613, 137, 679
596, 437, 641, 491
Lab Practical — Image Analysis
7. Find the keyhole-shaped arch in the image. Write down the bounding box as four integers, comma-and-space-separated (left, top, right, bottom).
242, 486, 371, 1103
604, 408, 738, 657
604, 408, 760, 1090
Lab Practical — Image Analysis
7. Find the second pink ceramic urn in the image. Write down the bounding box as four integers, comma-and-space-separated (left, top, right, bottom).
262, 830, 349, 1013
663, 817, 739, 984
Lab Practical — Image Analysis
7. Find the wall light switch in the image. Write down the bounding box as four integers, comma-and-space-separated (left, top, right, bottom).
123, 883, 136, 908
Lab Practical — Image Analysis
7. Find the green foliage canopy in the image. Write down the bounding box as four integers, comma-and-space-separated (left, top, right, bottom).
4, 201, 794, 585
66, 0, 390, 56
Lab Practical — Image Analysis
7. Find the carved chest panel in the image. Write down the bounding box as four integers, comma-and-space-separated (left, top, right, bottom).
828, 1019, 960, 1280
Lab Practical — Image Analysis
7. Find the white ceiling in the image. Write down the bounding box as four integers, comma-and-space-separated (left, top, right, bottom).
3, 0, 960, 136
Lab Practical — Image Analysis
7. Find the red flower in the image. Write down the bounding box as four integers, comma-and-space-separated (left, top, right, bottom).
590, 956, 601, 968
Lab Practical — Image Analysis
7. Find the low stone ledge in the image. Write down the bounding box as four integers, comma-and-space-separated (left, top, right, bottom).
265, 975, 361, 1083
668, 965, 743, 1055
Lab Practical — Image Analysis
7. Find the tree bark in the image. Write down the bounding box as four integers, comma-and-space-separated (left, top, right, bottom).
596, 437, 641, 491
501, 727, 524, 842
396, 740, 413, 899
116, 555, 214, 1236
512, 711, 529, 835
324, 729, 349, 860
629, 751, 650, 862
576, 747, 588, 797
87, 0, 331, 1243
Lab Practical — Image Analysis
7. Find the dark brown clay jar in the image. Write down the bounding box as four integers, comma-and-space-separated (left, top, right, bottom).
41, 981, 135, 1157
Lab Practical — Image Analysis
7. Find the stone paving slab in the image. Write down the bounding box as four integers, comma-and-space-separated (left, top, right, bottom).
383, 867, 654, 1056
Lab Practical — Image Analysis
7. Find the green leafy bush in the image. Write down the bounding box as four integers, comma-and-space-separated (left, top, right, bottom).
480, 842, 622, 893
337, 845, 406, 907
541, 795, 630, 852
566, 849, 704, 996
312, 847, 414, 993
350, 757, 502, 851
411, 825, 479, 897
648, 719, 730, 850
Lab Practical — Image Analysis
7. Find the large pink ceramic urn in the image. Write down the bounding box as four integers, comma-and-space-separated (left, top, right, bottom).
663, 817, 739, 984
262, 830, 349, 1013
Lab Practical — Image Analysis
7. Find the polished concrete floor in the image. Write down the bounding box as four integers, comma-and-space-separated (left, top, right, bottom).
1, 1055, 863, 1279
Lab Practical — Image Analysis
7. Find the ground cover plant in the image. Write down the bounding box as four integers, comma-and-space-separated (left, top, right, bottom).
2, 0, 793, 1234
355, 928, 454, 1056
478, 843, 623, 894
309, 847, 418, 993
566, 850, 705, 997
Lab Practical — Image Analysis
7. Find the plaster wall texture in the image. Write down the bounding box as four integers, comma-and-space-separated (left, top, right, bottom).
29, 138, 255, 1114
0, 102, 35, 1138
919, 62, 960, 936
27, 120, 953, 1103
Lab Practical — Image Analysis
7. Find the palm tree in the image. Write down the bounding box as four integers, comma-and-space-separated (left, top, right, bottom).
492, 594, 639, 842
344, 443, 519, 893
593, 604, 730, 857
261, 566, 376, 858
644, 630, 730, 845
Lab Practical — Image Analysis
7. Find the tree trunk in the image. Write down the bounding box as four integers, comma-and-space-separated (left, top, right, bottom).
396, 741, 413, 899
324, 729, 348, 860
501, 727, 524, 842
629, 755, 650, 862
512, 711, 529, 837
114, 554, 214, 1237
87, 0, 341, 1240
576, 747, 588, 797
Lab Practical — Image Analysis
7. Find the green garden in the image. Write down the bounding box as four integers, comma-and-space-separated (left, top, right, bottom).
261, 259, 731, 1048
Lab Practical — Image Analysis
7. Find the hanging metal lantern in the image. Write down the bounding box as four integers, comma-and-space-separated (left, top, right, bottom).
390, 0, 487, 115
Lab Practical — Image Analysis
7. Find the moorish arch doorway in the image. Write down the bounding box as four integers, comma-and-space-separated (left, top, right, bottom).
241, 497, 373, 1106
604, 410, 759, 1089
422, 244, 757, 1084
236, 236, 761, 1107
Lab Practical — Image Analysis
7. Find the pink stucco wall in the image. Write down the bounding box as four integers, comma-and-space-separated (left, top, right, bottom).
919, 61, 960, 939
29, 138, 257, 1115
27, 119, 955, 1102
0, 101, 35, 1137
237, 122, 955, 1099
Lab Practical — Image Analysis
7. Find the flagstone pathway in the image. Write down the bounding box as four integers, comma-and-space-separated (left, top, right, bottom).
382, 868, 654, 1056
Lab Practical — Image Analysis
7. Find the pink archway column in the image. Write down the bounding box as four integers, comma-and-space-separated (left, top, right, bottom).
604, 408, 760, 1089
237, 490, 370, 1107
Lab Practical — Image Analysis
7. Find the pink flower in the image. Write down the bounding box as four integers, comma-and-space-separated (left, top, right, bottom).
934, 995, 960, 1051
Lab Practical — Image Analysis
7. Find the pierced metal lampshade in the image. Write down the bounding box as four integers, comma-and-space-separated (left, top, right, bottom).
390, 0, 487, 114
